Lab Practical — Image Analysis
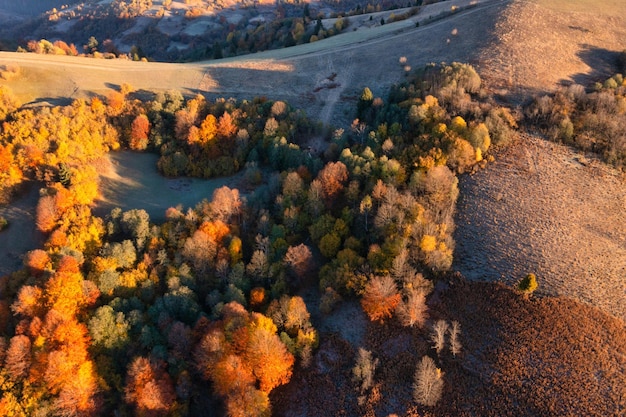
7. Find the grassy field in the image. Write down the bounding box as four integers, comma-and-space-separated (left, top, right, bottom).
533, 0, 626, 14
95, 151, 247, 222
0, 183, 44, 276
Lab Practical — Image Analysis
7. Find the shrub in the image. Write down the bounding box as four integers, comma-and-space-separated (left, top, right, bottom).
352, 348, 378, 393
518, 273, 538, 296
0, 216, 7, 231
485, 108, 517, 146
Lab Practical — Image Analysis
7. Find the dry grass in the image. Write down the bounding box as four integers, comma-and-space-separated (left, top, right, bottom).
0, 63, 20, 80
273, 278, 626, 416
479, 0, 626, 99
532, 0, 626, 15
0, 0, 503, 126
454, 133, 626, 321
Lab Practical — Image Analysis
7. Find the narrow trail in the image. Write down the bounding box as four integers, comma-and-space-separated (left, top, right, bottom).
0, 0, 505, 124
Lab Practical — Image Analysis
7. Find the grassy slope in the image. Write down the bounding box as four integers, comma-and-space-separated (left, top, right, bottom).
453, 133, 626, 321
0, 0, 502, 126
273, 278, 626, 416
0, 2, 625, 415
479, 0, 626, 98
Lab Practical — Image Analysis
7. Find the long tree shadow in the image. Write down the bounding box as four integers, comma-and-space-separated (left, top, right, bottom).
564, 44, 622, 87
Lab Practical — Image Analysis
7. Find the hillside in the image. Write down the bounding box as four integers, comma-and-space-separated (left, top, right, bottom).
454, 132, 626, 321
479, 0, 626, 99
0, 0, 414, 61
0, 0, 504, 126
273, 278, 626, 416
0, 0, 625, 416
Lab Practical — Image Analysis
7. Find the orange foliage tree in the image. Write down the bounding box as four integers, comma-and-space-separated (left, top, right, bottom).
0, 144, 22, 200
125, 356, 177, 416
44, 256, 89, 319
316, 161, 349, 207
130, 114, 151, 150
195, 302, 294, 417
24, 249, 50, 277
361, 275, 401, 322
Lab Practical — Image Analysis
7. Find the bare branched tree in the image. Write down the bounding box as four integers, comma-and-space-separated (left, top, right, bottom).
396, 289, 428, 328
449, 320, 462, 357
431, 320, 449, 355
413, 356, 444, 406
352, 348, 378, 393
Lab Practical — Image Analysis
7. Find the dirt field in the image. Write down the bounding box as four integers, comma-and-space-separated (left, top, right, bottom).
453, 133, 626, 321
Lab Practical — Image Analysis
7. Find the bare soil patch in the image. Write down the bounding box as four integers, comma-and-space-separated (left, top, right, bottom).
453, 133, 626, 320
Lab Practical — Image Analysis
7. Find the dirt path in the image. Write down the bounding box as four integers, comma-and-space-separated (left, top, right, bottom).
0, 0, 505, 125
453, 133, 626, 320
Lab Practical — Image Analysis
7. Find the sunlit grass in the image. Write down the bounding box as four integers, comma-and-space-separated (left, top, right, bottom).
532, 0, 626, 15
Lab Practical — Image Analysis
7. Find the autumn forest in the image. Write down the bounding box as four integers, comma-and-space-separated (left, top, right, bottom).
0, 33, 625, 416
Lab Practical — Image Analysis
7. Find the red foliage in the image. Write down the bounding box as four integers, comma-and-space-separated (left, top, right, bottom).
125, 357, 176, 416
56, 255, 80, 273
47, 229, 68, 248
217, 112, 237, 138
316, 161, 349, 207
36, 195, 58, 233
249, 287, 267, 309
361, 275, 401, 322
130, 114, 150, 150
24, 249, 50, 276
4, 334, 31, 380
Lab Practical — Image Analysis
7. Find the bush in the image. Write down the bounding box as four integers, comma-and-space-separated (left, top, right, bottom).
0, 216, 8, 231
518, 273, 538, 296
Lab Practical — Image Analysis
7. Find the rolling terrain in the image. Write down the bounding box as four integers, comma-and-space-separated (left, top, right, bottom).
1, 0, 624, 318
0, 0, 502, 127
0, 0, 625, 415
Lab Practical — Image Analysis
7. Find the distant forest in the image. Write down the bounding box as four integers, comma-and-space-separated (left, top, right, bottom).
0, 0, 81, 16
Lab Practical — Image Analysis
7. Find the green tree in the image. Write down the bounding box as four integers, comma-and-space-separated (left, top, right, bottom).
88, 305, 130, 351
518, 273, 538, 297
86, 36, 98, 54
